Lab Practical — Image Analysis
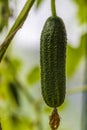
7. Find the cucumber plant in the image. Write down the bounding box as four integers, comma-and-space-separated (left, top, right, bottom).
0, 0, 67, 130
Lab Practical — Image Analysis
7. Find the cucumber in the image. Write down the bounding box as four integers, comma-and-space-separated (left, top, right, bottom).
40, 16, 67, 107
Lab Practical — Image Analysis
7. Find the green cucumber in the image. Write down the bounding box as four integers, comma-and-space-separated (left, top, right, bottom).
40, 16, 67, 107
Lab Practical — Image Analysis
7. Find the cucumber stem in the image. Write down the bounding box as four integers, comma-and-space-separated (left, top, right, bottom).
51, 0, 57, 17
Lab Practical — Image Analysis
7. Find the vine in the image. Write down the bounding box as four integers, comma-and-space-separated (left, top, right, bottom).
51, 0, 57, 17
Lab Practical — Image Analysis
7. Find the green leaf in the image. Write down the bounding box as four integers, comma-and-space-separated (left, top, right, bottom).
4, 56, 22, 74
27, 66, 40, 85
73, 0, 87, 5
66, 44, 81, 77
77, 5, 87, 24
66, 33, 87, 77
73, 0, 87, 24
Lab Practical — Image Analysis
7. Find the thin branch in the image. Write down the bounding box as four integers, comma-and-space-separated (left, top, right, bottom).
67, 86, 87, 95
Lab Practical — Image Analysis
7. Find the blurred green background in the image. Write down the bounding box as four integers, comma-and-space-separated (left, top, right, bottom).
0, 0, 87, 130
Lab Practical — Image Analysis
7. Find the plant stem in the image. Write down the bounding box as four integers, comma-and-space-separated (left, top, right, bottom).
81, 34, 87, 130
67, 86, 87, 95
51, 0, 57, 17
8, 0, 35, 36
0, 0, 35, 62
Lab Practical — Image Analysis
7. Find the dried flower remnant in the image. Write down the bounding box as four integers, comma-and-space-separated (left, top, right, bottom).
49, 108, 60, 130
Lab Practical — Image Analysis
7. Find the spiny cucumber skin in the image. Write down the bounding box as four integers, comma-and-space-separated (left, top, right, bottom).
40, 16, 67, 107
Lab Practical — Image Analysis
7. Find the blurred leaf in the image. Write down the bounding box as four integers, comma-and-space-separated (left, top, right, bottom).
9, 112, 35, 130
59, 100, 68, 112
12, 58, 22, 70
43, 106, 51, 114
73, 0, 87, 24
4, 56, 22, 74
10, 113, 20, 125
7, 82, 20, 106
66, 33, 87, 77
27, 66, 40, 85
0, 0, 10, 32
77, 5, 87, 24
1, 116, 12, 130
66, 44, 82, 77
0, 62, 14, 83
0, 56, 22, 87
36, 0, 43, 8
73, 0, 87, 5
